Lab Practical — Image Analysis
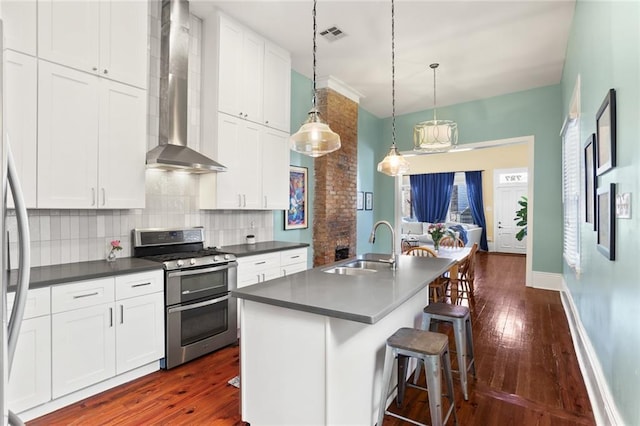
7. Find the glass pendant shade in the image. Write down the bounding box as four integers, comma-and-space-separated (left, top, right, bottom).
413, 119, 458, 152
377, 144, 410, 176
290, 109, 341, 157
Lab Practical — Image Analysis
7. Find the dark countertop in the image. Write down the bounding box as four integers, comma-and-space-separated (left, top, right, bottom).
218, 241, 309, 257
232, 253, 454, 324
7, 257, 163, 291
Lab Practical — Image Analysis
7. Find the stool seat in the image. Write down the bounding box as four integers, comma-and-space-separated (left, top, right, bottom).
424, 302, 469, 318
387, 328, 448, 355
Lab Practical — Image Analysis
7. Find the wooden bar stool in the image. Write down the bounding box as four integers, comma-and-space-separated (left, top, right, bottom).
415, 303, 477, 400
377, 327, 458, 426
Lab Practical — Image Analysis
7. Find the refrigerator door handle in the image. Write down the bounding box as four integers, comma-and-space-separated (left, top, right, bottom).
6, 139, 31, 372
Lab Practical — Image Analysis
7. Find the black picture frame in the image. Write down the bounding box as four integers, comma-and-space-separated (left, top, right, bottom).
596, 183, 616, 261
365, 192, 373, 211
584, 133, 596, 228
595, 89, 616, 176
357, 191, 364, 210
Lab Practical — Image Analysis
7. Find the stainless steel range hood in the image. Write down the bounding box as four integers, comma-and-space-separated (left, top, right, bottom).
147, 0, 226, 173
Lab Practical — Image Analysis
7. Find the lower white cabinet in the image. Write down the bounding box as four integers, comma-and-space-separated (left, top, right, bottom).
280, 248, 308, 277
7, 288, 51, 413
236, 252, 281, 288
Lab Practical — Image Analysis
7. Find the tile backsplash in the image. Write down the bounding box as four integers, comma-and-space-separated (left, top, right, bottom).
5, 1, 274, 268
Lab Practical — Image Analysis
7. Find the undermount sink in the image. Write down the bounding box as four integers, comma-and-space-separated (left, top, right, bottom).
323, 258, 393, 275
324, 266, 378, 276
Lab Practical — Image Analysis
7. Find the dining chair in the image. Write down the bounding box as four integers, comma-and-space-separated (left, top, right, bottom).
403, 246, 448, 303
439, 235, 465, 248
449, 242, 478, 301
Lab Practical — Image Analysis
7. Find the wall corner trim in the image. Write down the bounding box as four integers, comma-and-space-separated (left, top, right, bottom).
531, 271, 563, 291
560, 281, 625, 426
316, 75, 363, 104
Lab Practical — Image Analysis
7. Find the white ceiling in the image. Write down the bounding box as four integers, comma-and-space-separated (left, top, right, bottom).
191, 0, 575, 119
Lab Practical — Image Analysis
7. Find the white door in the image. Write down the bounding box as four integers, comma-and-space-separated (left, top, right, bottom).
98, 79, 147, 209
38, 61, 99, 208
495, 184, 527, 254
51, 304, 116, 399
115, 293, 164, 375
262, 128, 290, 209
217, 16, 244, 117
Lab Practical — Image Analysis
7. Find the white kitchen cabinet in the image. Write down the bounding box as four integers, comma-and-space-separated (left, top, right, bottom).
236, 252, 282, 288
280, 248, 308, 277
200, 113, 289, 210
7, 288, 52, 413
0, 0, 37, 55
38, 0, 147, 89
217, 16, 264, 125
3, 50, 37, 208
261, 128, 290, 210
263, 41, 291, 133
37, 60, 146, 209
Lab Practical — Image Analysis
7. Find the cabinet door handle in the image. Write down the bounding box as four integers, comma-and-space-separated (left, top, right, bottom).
120, 305, 124, 324
265, 120, 269, 124
73, 291, 99, 299
92, 66, 98, 71
264, 196, 267, 208
283, 269, 287, 276
91, 188, 96, 206
244, 113, 248, 118
262, 273, 265, 281
103, 69, 109, 74
109, 307, 113, 327
243, 194, 246, 207
238, 194, 242, 207
101, 188, 106, 206
256, 274, 261, 282
132, 282, 152, 288
239, 112, 243, 117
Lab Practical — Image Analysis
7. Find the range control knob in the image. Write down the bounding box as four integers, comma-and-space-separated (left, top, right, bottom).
214, 255, 220, 262
176, 260, 184, 267
190, 258, 196, 266
224, 254, 231, 260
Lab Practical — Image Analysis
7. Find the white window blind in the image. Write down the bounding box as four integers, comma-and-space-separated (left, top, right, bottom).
562, 117, 580, 269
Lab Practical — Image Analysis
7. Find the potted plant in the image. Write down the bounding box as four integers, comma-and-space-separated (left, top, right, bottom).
514, 196, 528, 241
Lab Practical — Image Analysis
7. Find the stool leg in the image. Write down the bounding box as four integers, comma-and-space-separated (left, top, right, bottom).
377, 345, 395, 426
452, 318, 469, 400
413, 313, 434, 385
396, 355, 409, 407
442, 348, 459, 426
424, 356, 443, 426
466, 317, 477, 378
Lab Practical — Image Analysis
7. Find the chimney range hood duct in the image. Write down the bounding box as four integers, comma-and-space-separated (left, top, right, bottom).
146, 0, 226, 173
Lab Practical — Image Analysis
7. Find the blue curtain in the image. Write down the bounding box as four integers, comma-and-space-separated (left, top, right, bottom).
465, 171, 488, 251
410, 172, 455, 223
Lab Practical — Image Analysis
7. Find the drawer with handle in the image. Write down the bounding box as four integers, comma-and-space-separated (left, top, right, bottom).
52, 277, 115, 314
115, 270, 163, 300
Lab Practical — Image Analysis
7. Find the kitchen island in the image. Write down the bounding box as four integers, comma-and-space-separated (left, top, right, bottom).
232, 253, 454, 425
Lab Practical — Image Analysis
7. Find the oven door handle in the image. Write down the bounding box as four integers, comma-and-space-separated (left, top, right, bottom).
181, 286, 226, 296
167, 295, 230, 313
167, 264, 234, 278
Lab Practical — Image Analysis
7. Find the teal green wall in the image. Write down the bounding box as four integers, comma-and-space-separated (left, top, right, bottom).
561, 1, 640, 424
273, 71, 316, 267
375, 86, 564, 272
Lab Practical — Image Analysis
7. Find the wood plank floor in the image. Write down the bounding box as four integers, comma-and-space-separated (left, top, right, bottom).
29, 253, 595, 425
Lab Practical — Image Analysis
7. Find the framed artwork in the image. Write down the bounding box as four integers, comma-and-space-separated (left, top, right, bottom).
285, 166, 308, 230
365, 192, 373, 211
596, 183, 615, 261
595, 89, 616, 176
357, 191, 364, 210
583, 133, 596, 228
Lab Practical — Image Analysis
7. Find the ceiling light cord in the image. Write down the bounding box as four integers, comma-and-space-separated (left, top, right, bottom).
431, 63, 439, 121
312, 0, 317, 109
391, 0, 396, 148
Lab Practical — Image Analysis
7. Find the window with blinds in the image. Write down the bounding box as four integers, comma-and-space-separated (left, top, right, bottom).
562, 117, 580, 269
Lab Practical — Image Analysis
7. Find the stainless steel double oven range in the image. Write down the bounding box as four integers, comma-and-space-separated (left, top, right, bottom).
133, 227, 237, 369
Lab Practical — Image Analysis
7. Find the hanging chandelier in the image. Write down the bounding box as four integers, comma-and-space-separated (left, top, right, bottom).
377, 0, 410, 177
413, 63, 458, 152
290, 0, 341, 157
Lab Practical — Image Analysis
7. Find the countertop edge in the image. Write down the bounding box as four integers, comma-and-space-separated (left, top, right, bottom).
218, 241, 309, 257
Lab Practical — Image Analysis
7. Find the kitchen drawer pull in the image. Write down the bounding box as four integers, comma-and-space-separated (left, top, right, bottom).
290, 255, 300, 259
131, 282, 152, 288
73, 292, 99, 299
168, 295, 230, 313
255, 261, 266, 265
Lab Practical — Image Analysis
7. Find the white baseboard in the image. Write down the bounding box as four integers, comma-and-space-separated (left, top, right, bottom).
530, 271, 563, 291
560, 283, 624, 425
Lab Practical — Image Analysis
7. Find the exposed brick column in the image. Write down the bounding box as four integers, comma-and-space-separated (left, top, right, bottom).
313, 88, 358, 267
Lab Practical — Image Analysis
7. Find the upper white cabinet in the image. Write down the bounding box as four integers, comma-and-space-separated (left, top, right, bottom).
263, 42, 291, 133
3, 50, 37, 208
0, 0, 37, 55
261, 128, 289, 209
38, 61, 146, 209
38, 0, 148, 89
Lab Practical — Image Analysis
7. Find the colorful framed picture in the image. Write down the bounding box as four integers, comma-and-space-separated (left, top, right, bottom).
365, 192, 373, 211
595, 89, 616, 176
596, 183, 615, 261
357, 191, 364, 210
285, 166, 308, 230
584, 133, 596, 228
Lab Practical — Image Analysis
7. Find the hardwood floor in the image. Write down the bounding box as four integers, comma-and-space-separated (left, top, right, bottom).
29, 253, 595, 425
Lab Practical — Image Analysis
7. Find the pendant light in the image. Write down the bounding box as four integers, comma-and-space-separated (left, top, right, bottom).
377, 0, 410, 177
290, 0, 341, 157
413, 63, 458, 152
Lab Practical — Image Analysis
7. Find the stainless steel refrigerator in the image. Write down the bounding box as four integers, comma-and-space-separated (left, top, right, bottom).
1, 19, 32, 426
